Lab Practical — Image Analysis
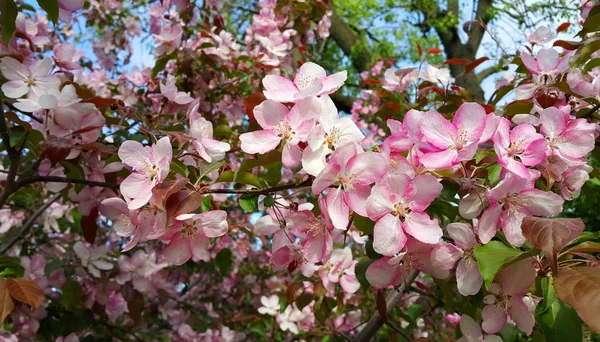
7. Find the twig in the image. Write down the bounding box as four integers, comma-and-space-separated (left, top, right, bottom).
385, 321, 411, 341
17, 176, 121, 190
582, 102, 600, 119
199, 178, 313, 195
0, 193, 61, 254
352, 270, 420, 341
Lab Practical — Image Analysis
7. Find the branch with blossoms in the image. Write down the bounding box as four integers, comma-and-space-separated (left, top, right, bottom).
1, 0, 600, 341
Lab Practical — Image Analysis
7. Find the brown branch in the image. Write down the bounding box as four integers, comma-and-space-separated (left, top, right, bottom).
0, 106, 21, 208
582, 102, 600, 119
0, 193, 61, 254
17, 176, 121, 190
328, 3, 372, 72
352, 270, 420, 341
200, 178, 313, 195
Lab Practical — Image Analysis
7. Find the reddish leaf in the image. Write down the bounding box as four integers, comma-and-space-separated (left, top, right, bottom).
127, 290, 145, 326
152, 178, 189, 205
481, 104, 496, 113
4, 112, 31, 130
244, 93, 266, 121
364, 79, 381, 85
0, 279, 14, 323
563, 241, 600, 254
70, 125, 103, 136
82, 208, 99, 244
554, 267, 600, 333
444, 58, 470, 65
416, 43, 423, 57
553, 40, 581, 50
462, 20, 482, 34
521, 217, 585, 274
80, 142, 118, 156
557, 22, 571, 33
464, 57, 489, 74
6, 278, 44, 310
427, 47, 443, 54
376, 290, 388, 322
82, 97, 115, 108
43, 135, 72, 166
165, 190, 204, 222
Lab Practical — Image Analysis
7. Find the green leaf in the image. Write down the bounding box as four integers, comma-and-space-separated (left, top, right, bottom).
171, 159, 189, 177
0, 0, 17, 45
151, 52, 177, 78
200, 196, 211, 213
0, 256, 24, 278
295, 292, 313, 310
237, 150, 282, 176
535, 277, 582, 342
215, 248, 233, 275
366, 240, 383, 260
439, 180, 460, 201
44, 256, 61, 277
355, 259, 373, 291
37, 0, 58, 24
475, 150, 496, 164
354, 214, 375, 235
474, 241, 523, 288
60, 280, 84, 310
263, 196, 275, 208
488, 163, 502, 187
407, 304, 423, 322
239, 194, 259, 212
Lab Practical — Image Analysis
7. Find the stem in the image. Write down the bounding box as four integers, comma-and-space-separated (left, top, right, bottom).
17, 176, 120, 190
352, 270, 420, 341
0, 193, 61, 254
199, 178, 313, 195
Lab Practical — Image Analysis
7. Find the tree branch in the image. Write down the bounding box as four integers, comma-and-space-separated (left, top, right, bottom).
17, 176, 121, 190
0, 193, 61, 254
353, 270, 420, 341
328, 3, 372, 72
467, 0, 494, 52
200, 178, 313, 195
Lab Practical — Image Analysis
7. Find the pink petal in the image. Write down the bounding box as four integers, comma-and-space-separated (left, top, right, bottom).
478, 203, 502, 244
326, 187, 350, 230
197, 210, 229, 237
163, 235, 192, 265
411, 174, 442, 211
365, 258, 405, 289
431, 242, 461, 270
420, 149, 459, 169
118, 141, 150, 169
239, 130, 281, 154
344, 184, 372, 217
481, 305, 507, 335
453, 102, 487, 142
456, 259, 483, 296
508, 297, 535, 335
373, 213, 406, 256
447, 223, 477, 249
321, 70, 348, 95
190, 236, 211, 262
403, 212, 442, 244
347, 152, 390, 184
340, 273, 360, 293
421, 110, 457, 149
312, 164, 341, 194
254, 100, 289, 129
282, 143, 302, 169
262, 75, 298, 103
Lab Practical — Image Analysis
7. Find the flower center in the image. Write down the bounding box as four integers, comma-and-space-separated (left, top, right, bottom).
275, 122, 294, 141
336, 172, 356, 189
180, 223, 198, 239
324, 127, 341, 149
392, 200, 411, 219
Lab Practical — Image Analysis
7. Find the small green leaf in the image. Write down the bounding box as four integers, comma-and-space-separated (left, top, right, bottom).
200, 196, 211, 213
263, 196, 276, 208
37, 0, 59, 24
295, 292, 314, 310
366, 240, 383, 260
60, 280, 84, 310
0, 0, 17, 45
239, 194, 259, 212
535, 277, 582, 342
439, 180, 460, 201
44, 256, 61, 277
474, 241, 524, 288
152, 52, 177, 78
171, 159, 189, 177
0, 256, 24, 278
354, 215, 375, 235
215, 248, 233, 275
475, 150, 496, 164
488, 163, 502, 187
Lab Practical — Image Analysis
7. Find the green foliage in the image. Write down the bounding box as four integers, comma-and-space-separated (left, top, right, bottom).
0, 256, 24, 278
215, 248, 233, 275
535, 277, 582, 342
37, 0, 58, 24
0, 0, 17, 45
474, 241, 530, 288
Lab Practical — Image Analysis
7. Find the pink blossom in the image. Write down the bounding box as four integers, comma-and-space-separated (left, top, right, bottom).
73, 241, 114, 278
160, 75, 194, 105
318, 247, 360, 294
160, 211, 229, 265
559, 164, 593, 200
262, 62, 347, 103
302, 96, 365, 176
420, 103, 487, 169
520, 48, 570, 78
0, 57, 60, 99
539, 107, 596, 164
526, 26, 555, 45
15, 13, 49, 48
312, 142, 389, 230
53, 43, 83, 70
189, 102, 231, 162
118, 137, 172, 209
105, 291, 129, 322
257, 295, 279, 316
432, 222, 483, 296
153, 25, 183, 55
382, 67, 418, 93
420, 64, 454, 84
458, 314, 502, 342
317, 11, 332, 39
493, 118, 548, 179
479, 171, 564, 245
240, 98, 319, 168
481, 259, 536, 335
366, 173, 443, 255
445, 313, 461, 325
